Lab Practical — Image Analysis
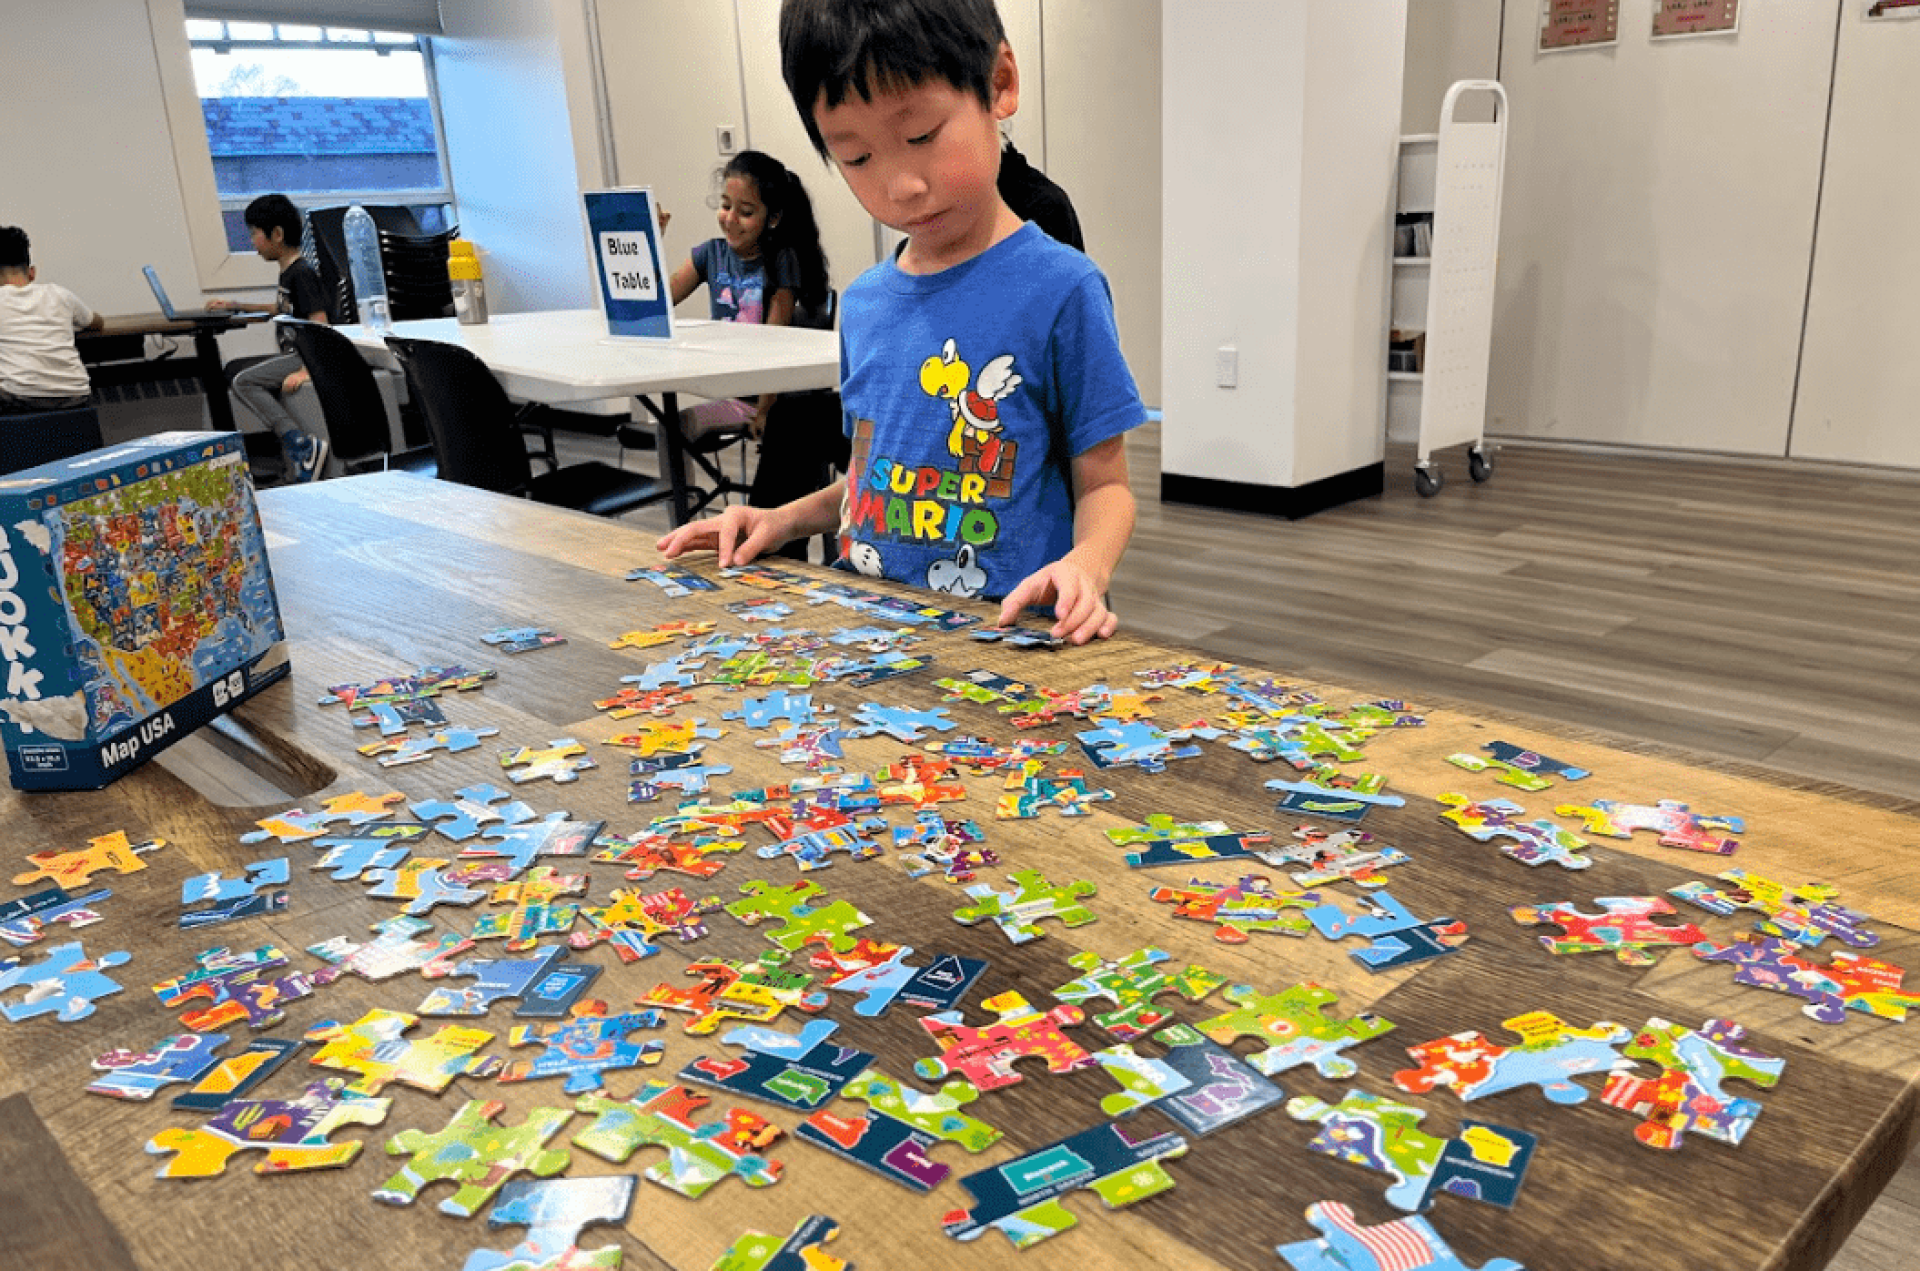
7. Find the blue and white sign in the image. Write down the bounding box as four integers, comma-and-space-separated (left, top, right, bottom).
584, 187, 674, 340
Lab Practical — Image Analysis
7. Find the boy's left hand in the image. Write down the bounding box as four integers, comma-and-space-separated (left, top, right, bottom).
996, 557, 1118, 645
281, 369, 309, 394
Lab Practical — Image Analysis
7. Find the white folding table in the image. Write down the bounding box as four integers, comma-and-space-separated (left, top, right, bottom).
335, 310, 839, 525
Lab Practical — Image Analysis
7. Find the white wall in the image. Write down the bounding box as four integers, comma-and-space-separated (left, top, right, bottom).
1486, 0, 1833, 454
1790, 9, 1920, 467
435, 0, 600, 314
1402, 0, 1500, 133
1044, 0, 1161, 404
1163, 0, 1403, 493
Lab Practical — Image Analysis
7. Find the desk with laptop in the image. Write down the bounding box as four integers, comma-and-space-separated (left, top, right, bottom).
74, 267, 267, 433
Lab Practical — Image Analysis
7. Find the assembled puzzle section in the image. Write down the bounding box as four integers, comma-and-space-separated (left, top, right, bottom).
0, 432, 289, 790
941, 1120, 1189, 1249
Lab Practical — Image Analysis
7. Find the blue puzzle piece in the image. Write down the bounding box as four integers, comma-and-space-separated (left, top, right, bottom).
312, 824, 429, 882
1076, 722, 1202, 774
722, 689, 829, 730
88, 1032, 230, 1100
628, 751, 734, 802
503, 1002, 666, 1093
411, 784, 538, 842
418, 945, 574, 1016
349, 698, 448, 736
1306, 891, 1468, 971
365, 861, 489, 916
0, 886, 111, 947
1483, 741, 1590, 782
463, 1176, 637, 1271
181, 858, 288, 906
847, 702, 959, 743
680, 1018, 875, 1110
621, 653, 707, 691
464, 814, 607, 874
0, 940, 132, 1022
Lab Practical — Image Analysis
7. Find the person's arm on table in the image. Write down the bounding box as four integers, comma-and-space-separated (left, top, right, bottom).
657, 476, 844, 568
994, 435, 1135, 644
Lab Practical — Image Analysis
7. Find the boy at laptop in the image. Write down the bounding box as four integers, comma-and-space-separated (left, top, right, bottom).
0, 225, 103, 415
207, 193, 330, 481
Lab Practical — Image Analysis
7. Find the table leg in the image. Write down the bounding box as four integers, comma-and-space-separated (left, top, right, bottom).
193, 326, 236, 433
635, 391, 692, 527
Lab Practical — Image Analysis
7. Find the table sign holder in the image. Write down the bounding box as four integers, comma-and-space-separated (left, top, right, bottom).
583, 187, 675, 341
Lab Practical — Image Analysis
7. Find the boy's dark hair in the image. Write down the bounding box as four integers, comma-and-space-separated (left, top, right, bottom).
0, 226, 29, 272
724, 150, 832, 314
780, 0, 1006, 157
243, 193, 304, 248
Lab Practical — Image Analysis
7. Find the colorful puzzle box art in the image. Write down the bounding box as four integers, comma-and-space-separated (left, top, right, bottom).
0, 432, 289, 789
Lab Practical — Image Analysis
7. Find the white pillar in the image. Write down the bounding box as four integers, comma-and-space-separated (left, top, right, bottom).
1161, 0, 1407, 516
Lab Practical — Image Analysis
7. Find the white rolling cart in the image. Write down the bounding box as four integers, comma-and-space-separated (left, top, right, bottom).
1387, 80, 1508, 497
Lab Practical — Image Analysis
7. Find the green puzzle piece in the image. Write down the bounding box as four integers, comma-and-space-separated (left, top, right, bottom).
1051, 946, 1228, 1039
375, 1099, 571, 1217
712, 1214, 848, 1270
573, 1080, 783, 1197
727, 879, 872, 953
1195, 982, 1395, 1079
953, 870, 1098, 944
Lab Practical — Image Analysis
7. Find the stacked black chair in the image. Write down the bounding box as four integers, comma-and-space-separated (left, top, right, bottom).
384, 335, 672, 518
278, 318, 435, 477
304, 205, 455, 324
0, 405, 104, 476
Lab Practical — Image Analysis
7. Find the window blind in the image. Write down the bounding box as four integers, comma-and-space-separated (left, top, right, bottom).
184, 0, 443, 36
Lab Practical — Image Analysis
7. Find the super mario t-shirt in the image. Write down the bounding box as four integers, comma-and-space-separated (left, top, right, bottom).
836, 222, 1143, 602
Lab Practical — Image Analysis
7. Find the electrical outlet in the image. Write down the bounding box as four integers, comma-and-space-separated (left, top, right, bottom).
1215, 346, 1238, 389
716, 125, 738, 155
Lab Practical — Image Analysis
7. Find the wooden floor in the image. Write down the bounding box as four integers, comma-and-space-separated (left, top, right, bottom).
181, 406, 1920, 1268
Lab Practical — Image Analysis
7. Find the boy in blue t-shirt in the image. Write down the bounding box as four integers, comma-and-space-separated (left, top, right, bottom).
658, 0, 1144, 645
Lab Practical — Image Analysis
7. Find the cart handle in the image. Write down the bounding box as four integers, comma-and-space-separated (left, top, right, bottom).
1440, 80, 1507, 126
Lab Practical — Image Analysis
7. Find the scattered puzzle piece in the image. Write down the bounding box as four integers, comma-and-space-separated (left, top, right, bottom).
239, 791, 403, 844
365, 857, 490, 916
628, 750, 735, 802
625, 564, 721, 596
941, 1120, 1188, 1249
317, 663, 495, 710
88, 1031, 229, 1100
1669, 868, 1878, 948
1266, 767, 1406, 823
609, 619, 716, 650
1266, 826, 1411, 889
1196, 982, 1394, 1079
1447, 740, 1593, 791
712, 1214, 848, 1271
805, 940, 986, 1018
605, 718, 725, 757
311, 822, 430, 882
304, 1008, 503, 1094
12, 830, 163, 888
1554, 797, 1741, 855
346, 696, 449, 736
680, 1018, 874, 1110
375, 1098, 572, 1217
1275, 1200, 1525, 1271
723, 690, 832, 731
1088, 1042, 1193, 1117
1510, 896, 1708, 967
0, 940, 130, 1022
1692, 935, 1920, 1024
595, 685, 697, 719
1600, 1016, 1784, 1149
1147, 874, 1322, 943
571, 887, 724, 962
308, 915, 464, 981
924, 734, 1068, 774
473, 866, 587, 951
996, 763, 1116, 819
463, 1175, 636, 1271
502, 738, 597, 784
359, 725, 501, 767
412, 783, 538, 842
147, 1079, 391, 1178
482, 624, 568, 654
639, 954, 831, 1035
727, 879, 873, 954
168, 1035, 304, 1112
0, 886, 111, 947
914, 990, 1094, 1091
573, 1080, 783, 1197
1286, 1089, 1536, 1212
1436, 794, 1593, 870
1051, 947, 1228, 1040
1393, 1011, 1631, 1105
418, 945, 579, 1016
593, 829, 743, 882
1124, 1022, 1288, 1135
845, 701, 959, 743
795, 1067, 1001, 1192
179, 857, 288, 928
954, 870, 1098, 944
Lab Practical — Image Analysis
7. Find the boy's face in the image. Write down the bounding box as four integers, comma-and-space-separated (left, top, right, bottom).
248, 225, 286, 261
815, 42, 1019, 270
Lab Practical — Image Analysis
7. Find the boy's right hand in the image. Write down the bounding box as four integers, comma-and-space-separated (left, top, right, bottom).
205, 299, 235, 311
656, 505, 789, 568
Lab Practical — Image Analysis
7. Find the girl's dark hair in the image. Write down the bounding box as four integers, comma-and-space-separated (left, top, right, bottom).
780, 0, 1006, 158
725, 150, 831, 316
243, 193, 304, 248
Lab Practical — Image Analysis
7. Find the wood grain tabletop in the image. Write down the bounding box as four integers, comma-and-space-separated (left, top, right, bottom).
2, 472, 1914, 1271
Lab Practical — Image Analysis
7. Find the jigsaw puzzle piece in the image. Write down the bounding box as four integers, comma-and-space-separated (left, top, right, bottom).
1050, 947, 1228, 1040
913, 991, 1094, 1091
953, 870, 1098, 944
572, 1080, 784, 1197
239, 792, 403, 844
0, 940, 131, 1022
462, 1175, 636, 1271
375, 1099, 573, 1217
309, 916, 464, 981
1436, 794, 1593, 870
679, 1018, 874, 1110
0, 886, 111, 947
365, 857, 490, 916
1195, 982, 1394, 1079
1275, 1200, 1526, 1271
1147, 873, 1322, 943
304, 1008, 504, 1094
1600, 1016, 1783, 1149
1393, 1011, 1631, 1105
795, 1067, 1001, 1192
941, 1121, 1188, 1249
727, 879, 873, 954
1265, 825, 1411, 889
1304, 891, 1469, 970
1692, 935, 1920, 1024
1669, 868, 1878, 949
1287, 1089, 1536, 1212
418, 945, 578, 1016
168, 1036, 304, 1113
88, 1032, 229, 1100
1123, 1022, 1287, 1135
712, 1214, 848, 1271
12, 831, 163, 888
411, 783, 538, 842
501, 999, 667, 1094
638, 954, 831, 1036
1554, 797, 1741, 855
1510, 896, 1706, 966
147, 1079, 391, 1177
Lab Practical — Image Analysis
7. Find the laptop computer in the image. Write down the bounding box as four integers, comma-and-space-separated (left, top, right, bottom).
142, 265, 226, 323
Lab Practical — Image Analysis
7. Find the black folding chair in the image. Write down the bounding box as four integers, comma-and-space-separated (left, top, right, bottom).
384, 335, 672, 517
0, 405, 103, 476
279, 319, 435, 477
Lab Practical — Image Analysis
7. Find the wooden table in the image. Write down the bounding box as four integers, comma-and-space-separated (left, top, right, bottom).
333, 311, 840, 525
79, 312, 265, 433
3, 473, 1916, 1271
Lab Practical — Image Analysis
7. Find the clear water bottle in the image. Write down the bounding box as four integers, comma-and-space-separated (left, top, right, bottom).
342, 204, 391, 332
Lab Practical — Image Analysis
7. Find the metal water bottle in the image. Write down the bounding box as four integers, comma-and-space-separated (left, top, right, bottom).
449, 239, 488, 324
342, 204, 391, 332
